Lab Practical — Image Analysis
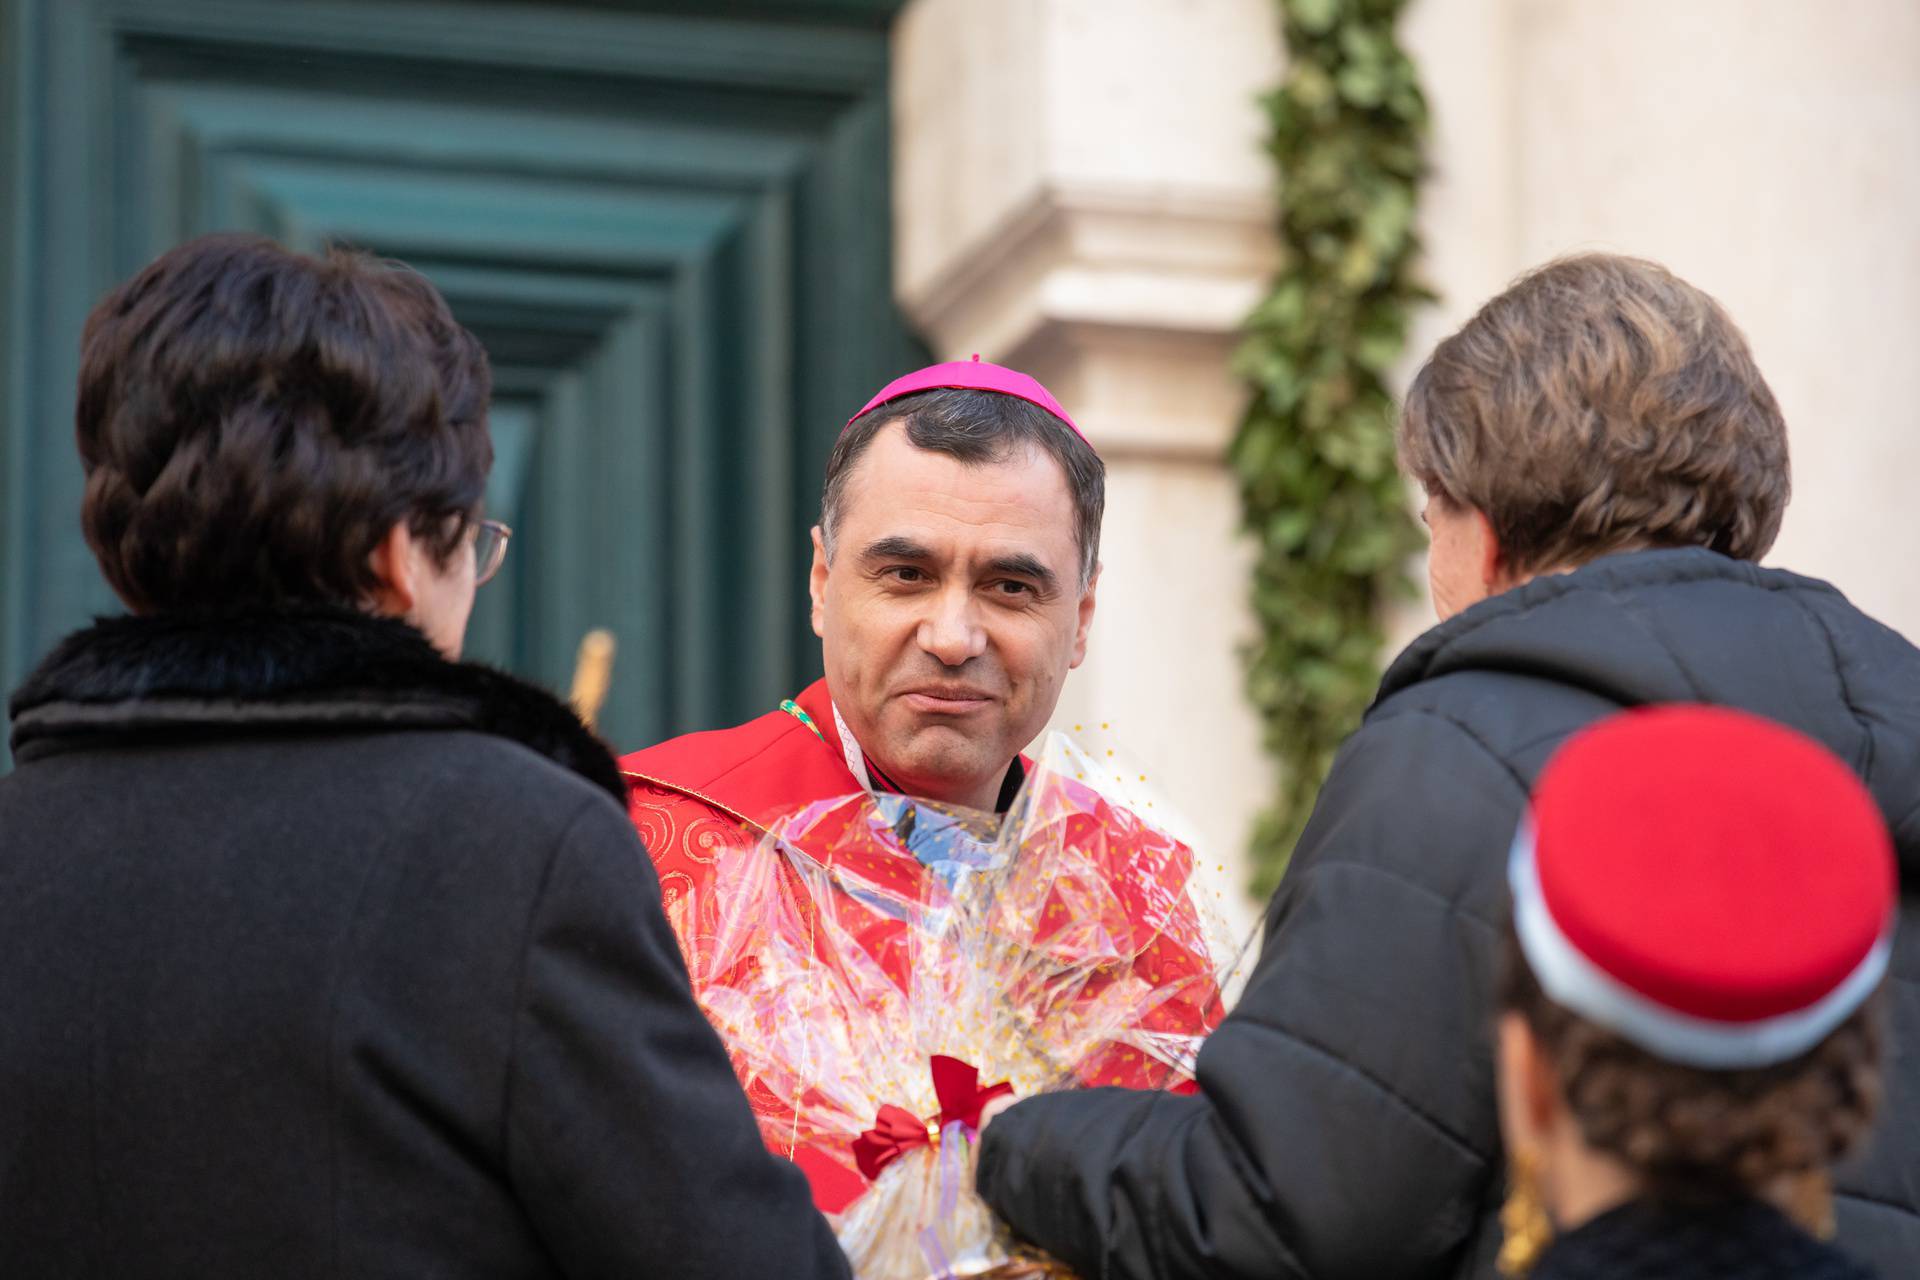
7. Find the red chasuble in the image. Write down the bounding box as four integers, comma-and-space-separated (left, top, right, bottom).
620, 678, 1217, 1214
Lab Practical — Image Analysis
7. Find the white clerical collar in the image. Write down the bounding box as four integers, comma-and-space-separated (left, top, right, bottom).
830, 700, 875, 794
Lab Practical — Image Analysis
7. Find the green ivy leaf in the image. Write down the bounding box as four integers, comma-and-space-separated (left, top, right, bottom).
1335, 64, 1386, 106
1268, 508, 1316, 551
1292, 0, 1343, 36
1236, 0, 1429, 893
1359, 184, 1415, 257
1289, 62, 1338, 111
1337, 24, 1392, 79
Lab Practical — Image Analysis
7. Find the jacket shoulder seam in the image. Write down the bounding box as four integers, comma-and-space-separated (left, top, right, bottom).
1782, 591, 1878, 778
1364, 703, 1534, 798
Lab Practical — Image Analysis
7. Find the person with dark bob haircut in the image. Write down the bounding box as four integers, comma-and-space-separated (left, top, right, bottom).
75, 229, 495, 633
972, 254, 1920, 1278
0, 233, 851, 1280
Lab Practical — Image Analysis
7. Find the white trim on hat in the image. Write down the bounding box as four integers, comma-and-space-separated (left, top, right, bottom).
1508, 822, 1891, 1070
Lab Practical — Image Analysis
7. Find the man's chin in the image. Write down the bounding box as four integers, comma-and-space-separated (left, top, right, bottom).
875, 723, 1007, 797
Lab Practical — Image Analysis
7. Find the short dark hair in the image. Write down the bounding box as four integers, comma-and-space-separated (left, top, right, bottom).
820, 388, 1104, 589
1400, 254, 1790, 574
76, 232, 492, 613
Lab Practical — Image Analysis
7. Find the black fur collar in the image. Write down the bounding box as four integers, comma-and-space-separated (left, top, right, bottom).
9, 608, 627, 804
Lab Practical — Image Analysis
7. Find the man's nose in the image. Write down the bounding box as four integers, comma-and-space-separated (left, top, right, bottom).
917, 586, 988, 668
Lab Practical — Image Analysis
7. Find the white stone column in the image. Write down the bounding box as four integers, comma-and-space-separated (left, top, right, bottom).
892, 0, 1284, 917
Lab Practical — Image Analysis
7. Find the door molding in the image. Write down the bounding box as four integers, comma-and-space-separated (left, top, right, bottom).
0, 0, 922, 753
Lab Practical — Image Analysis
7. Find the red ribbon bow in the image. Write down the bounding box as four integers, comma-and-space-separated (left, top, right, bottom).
850, 1055, 1014, 1182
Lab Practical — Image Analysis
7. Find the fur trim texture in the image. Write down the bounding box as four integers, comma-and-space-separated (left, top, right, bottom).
9, 608, 628, 804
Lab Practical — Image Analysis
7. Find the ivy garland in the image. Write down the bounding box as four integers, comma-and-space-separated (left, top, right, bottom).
1232, 0, 1431, 897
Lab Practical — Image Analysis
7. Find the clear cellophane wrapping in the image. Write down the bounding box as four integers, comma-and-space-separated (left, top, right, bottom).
682, 731, 1247, 1280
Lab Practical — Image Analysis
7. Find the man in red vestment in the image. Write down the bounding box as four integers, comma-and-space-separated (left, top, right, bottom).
621, 360, 1211, 1212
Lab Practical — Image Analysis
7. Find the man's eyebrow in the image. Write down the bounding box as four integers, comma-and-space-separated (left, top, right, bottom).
859, 535, 933, 562
984, 553, 1057, 587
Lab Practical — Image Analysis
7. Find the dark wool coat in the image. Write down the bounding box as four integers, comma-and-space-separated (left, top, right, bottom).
0, 609, 850, 1280
979, 549, 1920, 1280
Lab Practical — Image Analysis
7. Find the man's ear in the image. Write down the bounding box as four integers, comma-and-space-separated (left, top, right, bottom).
1069, 563, 1100, 669
1474, 506, 1509, 594
366, 522, 419, 618
808, 525, 830, 640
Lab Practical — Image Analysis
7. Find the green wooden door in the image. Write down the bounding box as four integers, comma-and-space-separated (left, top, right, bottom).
0, 0, 922, 757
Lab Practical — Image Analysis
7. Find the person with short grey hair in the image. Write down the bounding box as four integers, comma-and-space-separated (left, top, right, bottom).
972, 253, 1920, 1279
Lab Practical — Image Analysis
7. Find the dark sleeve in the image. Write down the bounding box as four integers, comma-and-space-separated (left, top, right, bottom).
977, 710, 1524, 1280
505, 797, 849, 1280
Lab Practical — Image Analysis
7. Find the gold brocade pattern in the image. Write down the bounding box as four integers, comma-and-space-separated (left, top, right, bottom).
626, 780, 755, 963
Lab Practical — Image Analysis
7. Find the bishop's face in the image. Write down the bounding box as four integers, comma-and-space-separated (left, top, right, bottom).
810, 421, 1097, 813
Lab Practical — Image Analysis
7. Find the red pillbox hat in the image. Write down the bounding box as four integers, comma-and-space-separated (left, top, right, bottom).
1511, 704, 1895, 1069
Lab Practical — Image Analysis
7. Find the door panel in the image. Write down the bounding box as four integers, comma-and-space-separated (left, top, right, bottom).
0, 0, 922, 756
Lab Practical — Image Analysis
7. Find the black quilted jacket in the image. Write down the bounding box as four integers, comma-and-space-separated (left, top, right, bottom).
979, 548, 1920, 1280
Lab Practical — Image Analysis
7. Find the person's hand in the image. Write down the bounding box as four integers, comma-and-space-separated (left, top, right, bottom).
978, 1093, 1018, 1130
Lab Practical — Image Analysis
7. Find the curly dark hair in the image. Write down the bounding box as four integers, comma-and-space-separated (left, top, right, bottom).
76, 232, 492, 613
1499, 926, 1882, 1214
